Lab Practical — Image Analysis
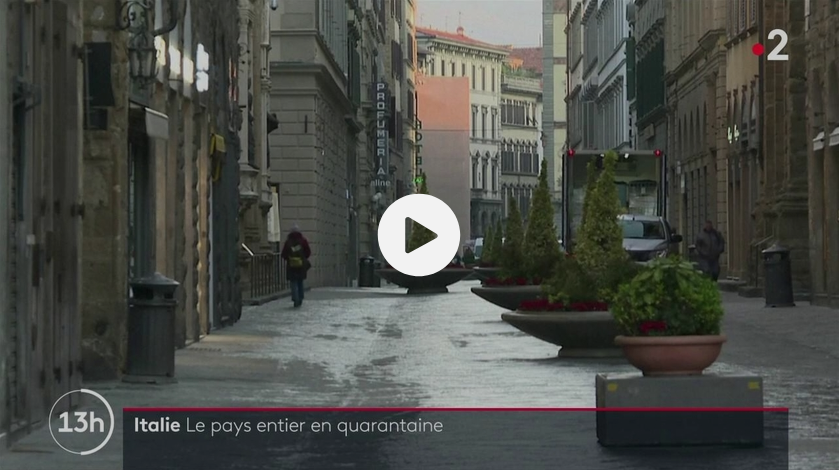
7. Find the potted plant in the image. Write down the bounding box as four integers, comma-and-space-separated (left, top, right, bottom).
611, 256, 726, 376
473, 220, 503, 283
472, 198, 543, 310
376, 174, 473, 294
502, 152, 640, 357
523, 159, 563, 282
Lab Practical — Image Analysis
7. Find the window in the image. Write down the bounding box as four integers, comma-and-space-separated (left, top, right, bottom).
750, 0, 757, 26
738, 0, 746, 32
451, 61, 455, 76
491, 68, 495, 91
481, 67, 486, 90
482, 162, 488, 189
472, 160, 478, 188
471, 106, 478, 137
441, 60, 446, 76
491, 108, 497, 139
430, 59, 435, 75
462, 63, 466, 76
472, 65, 476, 88
491, 165, 497, 191
501, 142, 515, 172
500, 100, 529, 126
481, 108, 487, 139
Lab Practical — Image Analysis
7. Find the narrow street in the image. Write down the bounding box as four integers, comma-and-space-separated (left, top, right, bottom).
1, 280, 837, 469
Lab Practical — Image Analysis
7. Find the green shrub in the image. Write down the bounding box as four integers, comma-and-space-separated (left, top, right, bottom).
500, 198, 525, 277
523, 159, 562, 280
481, 224, 496, 265
574, 150, 627, 281
487, 220, 503, 265
407, 174, 436, 252
611, 256, 724, 336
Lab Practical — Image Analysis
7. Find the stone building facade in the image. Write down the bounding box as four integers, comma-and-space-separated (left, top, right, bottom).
416, 26, 509, 238
663, 0, 728, 261
746, 0, 809, 294
542, 0, 567, 231
723, 0, 761, 281
807, 0, 839, 308
630, 0, 667, 155
268, 1, 363, 287
500, 70, 543, 224
81, 0, 242, 381
2, 0, 85, 444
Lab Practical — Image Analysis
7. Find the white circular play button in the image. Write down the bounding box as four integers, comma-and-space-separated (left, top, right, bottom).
377, 194, 461, 277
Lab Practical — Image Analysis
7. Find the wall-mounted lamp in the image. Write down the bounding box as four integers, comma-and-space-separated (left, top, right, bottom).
120, 0, 158, 83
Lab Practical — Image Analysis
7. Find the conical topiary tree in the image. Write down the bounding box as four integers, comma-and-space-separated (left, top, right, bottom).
407, 174, 436, 252
523, 159, 562, 279
579, 159, 598, 232
574, 151, 626, 282
481, 223, 496, 265
489, 219, 503, 265
500, 197, 525, 277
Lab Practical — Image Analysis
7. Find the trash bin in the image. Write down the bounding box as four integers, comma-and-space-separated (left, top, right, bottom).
124, 272, 180, 383
762, 244, 795, 308
359, 256, 377, 287
372, 260, 382, 287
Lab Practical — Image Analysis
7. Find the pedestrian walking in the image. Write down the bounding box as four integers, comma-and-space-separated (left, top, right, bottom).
695, 219, 725, 281
281, 224, 311, 307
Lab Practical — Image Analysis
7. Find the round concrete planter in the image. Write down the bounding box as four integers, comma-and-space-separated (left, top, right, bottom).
472, 266, 501, 284
614, 335, 727, 376
500, 310, 623, 358
375, 268, 473, 294
471, 285, 543, 311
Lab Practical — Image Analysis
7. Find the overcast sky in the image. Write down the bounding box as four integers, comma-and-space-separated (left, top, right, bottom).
416, 0, 543, 48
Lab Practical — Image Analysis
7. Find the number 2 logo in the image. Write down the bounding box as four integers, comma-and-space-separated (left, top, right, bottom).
767, 29, 789, 61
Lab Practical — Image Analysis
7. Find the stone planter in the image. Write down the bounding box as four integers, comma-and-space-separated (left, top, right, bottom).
500, 310, 623, 358
375, 268, 472, 295
614, 335, 727, 376
471, 285, 543, 311
472, 266, 501, 284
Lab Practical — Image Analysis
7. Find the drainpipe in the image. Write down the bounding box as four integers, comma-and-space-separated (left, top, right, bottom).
0, 0, 10, 435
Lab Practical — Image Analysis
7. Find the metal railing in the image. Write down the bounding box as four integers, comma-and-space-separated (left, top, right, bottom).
241, 244, 287, 300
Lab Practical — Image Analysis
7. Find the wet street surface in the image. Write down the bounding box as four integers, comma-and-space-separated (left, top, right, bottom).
1, 280, 837, 469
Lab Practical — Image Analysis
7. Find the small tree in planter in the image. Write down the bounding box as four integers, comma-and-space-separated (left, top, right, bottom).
407, 174, 436, 252
484, 220, 503, 266
611, 256, 726, 376
523, 159, 562, 281
500, 198, 526, 278
574, 151, 629, 296
481, 224, 497, 266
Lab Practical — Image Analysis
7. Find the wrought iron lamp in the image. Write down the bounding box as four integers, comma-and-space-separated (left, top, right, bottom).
119, 0, 159, 83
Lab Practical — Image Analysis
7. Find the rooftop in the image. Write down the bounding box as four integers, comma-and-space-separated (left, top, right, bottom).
416, 26, 511, 54
508, 47, 543, 74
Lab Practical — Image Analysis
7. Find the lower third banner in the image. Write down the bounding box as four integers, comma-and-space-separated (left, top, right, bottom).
123, 408, 789, 470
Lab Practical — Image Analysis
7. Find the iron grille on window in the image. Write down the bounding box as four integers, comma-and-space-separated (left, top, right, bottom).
750, 0, 757, 26
739, 0, 746, 31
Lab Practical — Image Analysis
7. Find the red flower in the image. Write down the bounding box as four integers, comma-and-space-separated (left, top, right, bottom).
639, 321, 667, 335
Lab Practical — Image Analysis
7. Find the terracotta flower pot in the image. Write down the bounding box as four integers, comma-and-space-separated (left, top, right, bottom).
614, 335, 727, 376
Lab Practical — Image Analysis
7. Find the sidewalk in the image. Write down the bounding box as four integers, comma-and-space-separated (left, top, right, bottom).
0, 283, 836, 469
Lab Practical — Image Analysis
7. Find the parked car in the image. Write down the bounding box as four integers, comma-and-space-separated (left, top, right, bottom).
617, 214, 683, 263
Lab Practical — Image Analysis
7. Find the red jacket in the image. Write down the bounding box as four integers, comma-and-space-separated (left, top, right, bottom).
281, 233, 311, 261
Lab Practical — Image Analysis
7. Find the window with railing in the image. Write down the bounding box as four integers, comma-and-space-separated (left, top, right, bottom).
501, 144, 515, 172
501, 100, 527, 126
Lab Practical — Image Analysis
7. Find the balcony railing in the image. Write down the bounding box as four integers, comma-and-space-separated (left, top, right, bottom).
241, 245, 288, 304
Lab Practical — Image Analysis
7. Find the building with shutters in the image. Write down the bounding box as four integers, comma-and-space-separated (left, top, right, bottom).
662, 1, 728, 262
416, 26, 509, 238
500, 54, 543, 224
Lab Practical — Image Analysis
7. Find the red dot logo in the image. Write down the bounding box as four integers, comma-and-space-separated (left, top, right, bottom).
752, 43, 765, 56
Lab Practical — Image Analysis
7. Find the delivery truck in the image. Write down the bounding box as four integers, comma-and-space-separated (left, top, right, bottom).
560, 148, 667, 251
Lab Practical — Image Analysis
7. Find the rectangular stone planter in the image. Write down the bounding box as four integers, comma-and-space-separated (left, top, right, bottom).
596, 373, 766, 447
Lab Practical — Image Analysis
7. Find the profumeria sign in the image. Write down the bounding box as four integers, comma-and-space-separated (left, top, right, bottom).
372, 82, 390, 189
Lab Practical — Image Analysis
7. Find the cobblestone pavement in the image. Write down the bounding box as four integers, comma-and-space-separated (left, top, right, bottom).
0, 281, 836, 469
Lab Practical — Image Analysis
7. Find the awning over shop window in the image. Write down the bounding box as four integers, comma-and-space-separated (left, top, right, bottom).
129, 102, 169, 140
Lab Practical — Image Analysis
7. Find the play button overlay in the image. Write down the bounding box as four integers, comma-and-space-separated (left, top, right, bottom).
378, 194, 461, 277
405, 221, 436, 253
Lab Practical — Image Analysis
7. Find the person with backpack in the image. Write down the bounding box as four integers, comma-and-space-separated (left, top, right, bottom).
281, 224, 311, 307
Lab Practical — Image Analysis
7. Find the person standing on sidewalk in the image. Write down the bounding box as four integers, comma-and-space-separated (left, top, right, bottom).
281, 224, 311, 307
695, 220, 725, 281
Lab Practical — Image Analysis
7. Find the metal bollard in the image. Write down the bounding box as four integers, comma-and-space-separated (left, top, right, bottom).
124, 272, 180, 384
762, 244, 795, 308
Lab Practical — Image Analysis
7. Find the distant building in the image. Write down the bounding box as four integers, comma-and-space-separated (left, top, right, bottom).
417, 26, 509, 238
542, 0, 568, 232
416, 71, 472, 244
500, 52, 543, 223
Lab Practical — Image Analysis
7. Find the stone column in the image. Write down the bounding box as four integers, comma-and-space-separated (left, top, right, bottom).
238, 0, 258, 213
